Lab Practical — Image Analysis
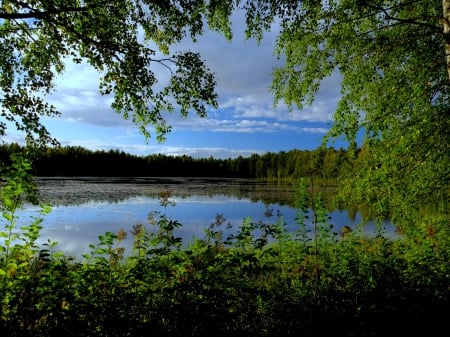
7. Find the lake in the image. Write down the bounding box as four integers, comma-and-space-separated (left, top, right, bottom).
9, 177, 395, 257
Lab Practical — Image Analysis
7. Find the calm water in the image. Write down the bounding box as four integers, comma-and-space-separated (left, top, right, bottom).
10, 177, 395, 257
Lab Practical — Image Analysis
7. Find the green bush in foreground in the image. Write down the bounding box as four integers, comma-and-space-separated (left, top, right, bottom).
1, 177, 450, 336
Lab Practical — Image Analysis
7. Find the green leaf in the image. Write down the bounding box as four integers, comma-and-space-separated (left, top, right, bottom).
95, 248, 106, 255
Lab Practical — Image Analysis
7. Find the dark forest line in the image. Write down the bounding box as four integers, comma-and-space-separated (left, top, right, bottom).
0, 143, 359, 180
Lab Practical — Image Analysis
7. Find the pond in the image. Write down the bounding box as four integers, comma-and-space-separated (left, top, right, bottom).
9, 177, 396, 257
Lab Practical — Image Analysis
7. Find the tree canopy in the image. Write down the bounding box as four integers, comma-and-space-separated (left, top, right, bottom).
239, 0, 449, 229
0, 0, 234, 145
1, 0, 448, 230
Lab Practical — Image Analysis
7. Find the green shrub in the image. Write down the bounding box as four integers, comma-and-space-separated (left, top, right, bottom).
1, 178, 449, 336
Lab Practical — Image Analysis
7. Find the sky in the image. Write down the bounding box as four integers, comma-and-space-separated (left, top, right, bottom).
4, 13, 346, 159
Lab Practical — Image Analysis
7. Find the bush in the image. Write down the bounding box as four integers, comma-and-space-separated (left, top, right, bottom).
1, 179, 449, 336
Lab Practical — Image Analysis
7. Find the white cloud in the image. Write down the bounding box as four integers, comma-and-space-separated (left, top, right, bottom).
40, 11, 341, 134
149, 145, 263, 159
56, 138, 261, 159
2, 12, 344, 157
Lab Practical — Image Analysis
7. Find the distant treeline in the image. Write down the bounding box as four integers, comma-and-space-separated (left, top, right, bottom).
0, 143, 358, 179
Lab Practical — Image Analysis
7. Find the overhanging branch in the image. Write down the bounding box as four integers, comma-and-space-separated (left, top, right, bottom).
0, 0, 114, 20
362, 0, 439, 32
0, 6, 90, 19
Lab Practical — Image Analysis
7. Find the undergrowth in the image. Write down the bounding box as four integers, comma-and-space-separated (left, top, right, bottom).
1, 161, 449, 336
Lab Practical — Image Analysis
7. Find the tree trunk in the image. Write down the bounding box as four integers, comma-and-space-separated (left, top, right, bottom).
443, 0, 450, 81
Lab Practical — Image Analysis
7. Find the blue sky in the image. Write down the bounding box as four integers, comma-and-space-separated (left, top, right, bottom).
4, 15, 345, 159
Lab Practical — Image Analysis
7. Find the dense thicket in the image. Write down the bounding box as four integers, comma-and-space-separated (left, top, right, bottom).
0, 143, 354, 179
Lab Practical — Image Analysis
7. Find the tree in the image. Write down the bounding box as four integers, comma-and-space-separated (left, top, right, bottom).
0, 0, 235, 146
239, 0, 449, 230
1, 1, 449, 230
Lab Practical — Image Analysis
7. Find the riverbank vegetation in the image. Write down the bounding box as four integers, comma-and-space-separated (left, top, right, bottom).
1, 178, 449, 336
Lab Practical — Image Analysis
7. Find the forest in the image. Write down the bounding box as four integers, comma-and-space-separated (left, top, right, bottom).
0, 143, 353, 180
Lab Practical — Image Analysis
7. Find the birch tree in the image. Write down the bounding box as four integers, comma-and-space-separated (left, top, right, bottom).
1, 1, 448, 230
0, 0, 233, 145
241, 0, 449, 229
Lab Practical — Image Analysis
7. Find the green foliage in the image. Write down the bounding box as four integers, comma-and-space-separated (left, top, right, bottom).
0, 153, 54, 331
2, 167, 441, 334
2, 1, 448, 232
0, 0, 229, 145
1, 1, 449, 335
239, 0, 449, 231
0, 181, 449, 336
0, 143, 354, 179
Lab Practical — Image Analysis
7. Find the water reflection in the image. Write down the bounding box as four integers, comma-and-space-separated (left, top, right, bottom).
35, 177, 299, 207
8, 177, 396, 257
